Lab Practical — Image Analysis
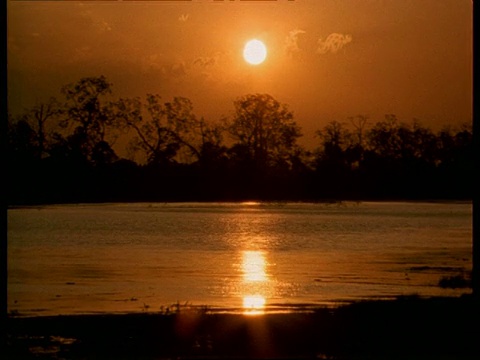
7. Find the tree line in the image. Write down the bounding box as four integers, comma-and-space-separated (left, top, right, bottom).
7, 76, 473, 204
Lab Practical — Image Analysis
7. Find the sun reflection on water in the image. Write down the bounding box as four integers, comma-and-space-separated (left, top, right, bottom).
242, 250, 269, 315
243, 250, 268, 282
243, 294, 266, 315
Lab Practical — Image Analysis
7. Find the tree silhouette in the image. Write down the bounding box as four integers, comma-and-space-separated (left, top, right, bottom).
5, 76, 473, 204
313, 121, 354, 198
228, 93, 302, 173
20, 98, 62, 160
59, 76, 118, 166
349, 115, 368, 148
112, 95, 205, 166
7, 117, 38, 164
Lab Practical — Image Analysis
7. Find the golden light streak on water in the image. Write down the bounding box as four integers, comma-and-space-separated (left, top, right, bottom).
243, 294, 266, 315
243, 251, 268, 282
242, 250, 269, 314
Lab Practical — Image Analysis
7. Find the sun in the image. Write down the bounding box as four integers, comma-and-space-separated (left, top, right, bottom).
243, 39, 267, 65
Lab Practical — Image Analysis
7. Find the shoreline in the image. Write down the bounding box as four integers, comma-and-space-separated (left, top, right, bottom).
7, 198, 473, 209
9, 291, 473, 319
6, 295, 479, 359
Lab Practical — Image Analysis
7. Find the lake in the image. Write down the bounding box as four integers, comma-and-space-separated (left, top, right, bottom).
7, 201, 472, 316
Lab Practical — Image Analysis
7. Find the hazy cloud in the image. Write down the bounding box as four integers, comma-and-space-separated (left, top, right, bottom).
141, 54, 163, 71
317, 33, 352, 54
74, 46, 92, 61
284, 29, 306, 56
179, 14, 190, 22
142, 53, 221, 81
193, 56, 218, 69
191, 53, 225, 82
97, 20, 112, 32
77, 4, 112, 32
161, 61, 187, 78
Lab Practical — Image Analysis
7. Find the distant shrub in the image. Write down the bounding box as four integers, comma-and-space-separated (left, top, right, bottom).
438, 274, 471, 289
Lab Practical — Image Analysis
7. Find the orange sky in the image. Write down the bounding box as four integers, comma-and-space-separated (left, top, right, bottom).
7, 0, 472, 148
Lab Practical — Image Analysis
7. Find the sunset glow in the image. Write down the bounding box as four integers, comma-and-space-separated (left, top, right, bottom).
7, 1, 472, 150
5, 1, 475, 357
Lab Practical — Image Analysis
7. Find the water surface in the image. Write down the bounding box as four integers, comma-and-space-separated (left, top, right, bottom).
7, 201, 472, 316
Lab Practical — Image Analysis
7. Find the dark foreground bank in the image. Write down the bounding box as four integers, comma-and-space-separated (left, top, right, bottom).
5, 295, 479, 360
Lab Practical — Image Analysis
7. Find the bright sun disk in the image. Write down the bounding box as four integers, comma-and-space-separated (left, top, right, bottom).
243, 39, 267, 65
